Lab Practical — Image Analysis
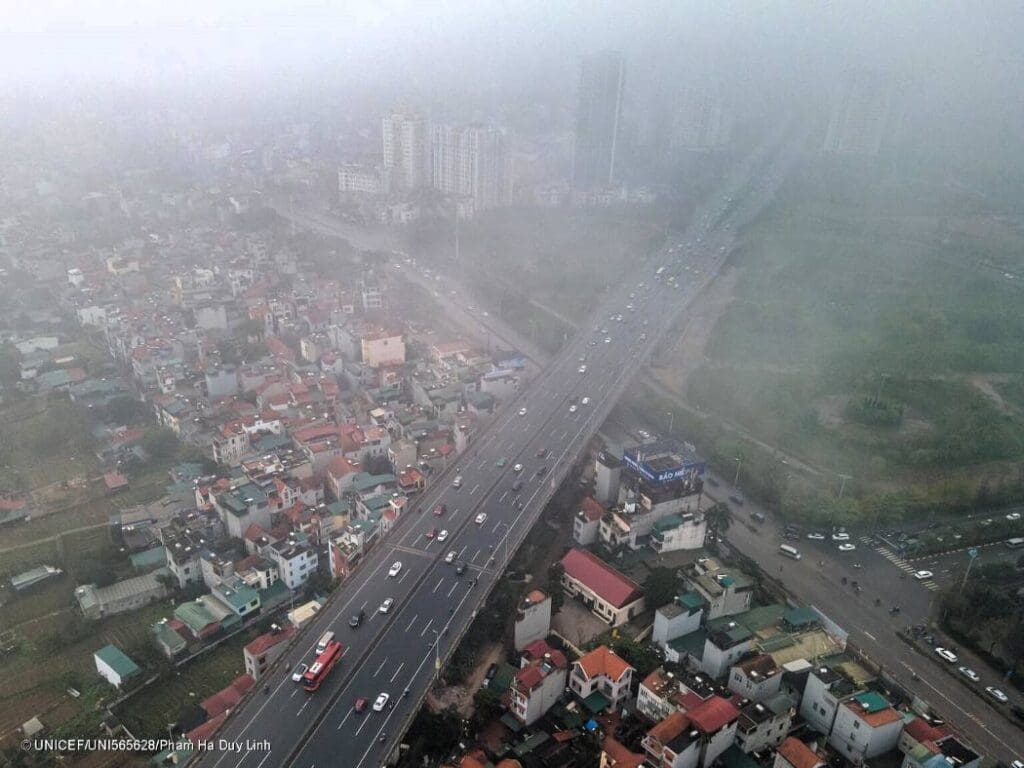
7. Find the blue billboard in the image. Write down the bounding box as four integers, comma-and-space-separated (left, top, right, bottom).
623, 442, 705, 486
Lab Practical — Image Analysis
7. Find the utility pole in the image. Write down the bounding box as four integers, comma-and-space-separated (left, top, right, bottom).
959, 548, 979, 594
838, 474, 852, 499
733, 457, 742, 489
667, 411, 674, 435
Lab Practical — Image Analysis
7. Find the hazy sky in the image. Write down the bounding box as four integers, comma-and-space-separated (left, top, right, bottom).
3, 0, 1021, 91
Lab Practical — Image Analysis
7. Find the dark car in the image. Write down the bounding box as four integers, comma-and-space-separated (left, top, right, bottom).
729, 494, 745, 506
783, 531, 800, 541
536, 447, 548, 458
535, 466, 548, 477
511, 479, 524, 491
433, 504, 447, 517
1011, 704, 1024, 721
349, 609, 365, 628
455, 561, 467, 576
354, 697, 369, 713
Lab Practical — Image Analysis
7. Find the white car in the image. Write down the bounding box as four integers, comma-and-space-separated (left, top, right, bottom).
913, 570, 933, 580
958, 666, 980, 682
569, 405, 578, 413
986, 686, 1009, 704
831, 532, 850, 541
513, 463, 523, 472
604, 337, 612, 343
444, 550, 456, 564
475, 513, 487, 525
935, 647, 958, 663
806, 532, 826, 540
373, 692, 390, 711
578, 365, 587, 374
518, 407, 527, 417
837, 543, 856, 552
437, 530, 449, 543
379, 598, 394, 613
388, 561, 403, 578
292, 663, 308, 682
1007, 512, 1022, 521
581, 397, 591, 406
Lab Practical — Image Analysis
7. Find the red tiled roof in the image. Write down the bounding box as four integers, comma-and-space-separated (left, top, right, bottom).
688, 696, 740, 733
903, 717, 950, 745
244, 625, 295, 657
560, 548, 643, 608
200, 674, 255, 718
601, 736, 645, 768
514, 665, 545, 691
186, 711, 226, 744
777, 737, 823, 768
575, 645, 633, 683
845, 699, 903, 727
648, 711, 690, 744
521, 638, 555, 662
580, 496, 605, 521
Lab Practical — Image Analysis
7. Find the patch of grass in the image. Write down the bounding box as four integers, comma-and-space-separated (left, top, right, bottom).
115, 634, 252, 739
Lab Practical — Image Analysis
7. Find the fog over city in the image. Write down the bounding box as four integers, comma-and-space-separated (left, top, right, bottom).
2, 3, 1024, 768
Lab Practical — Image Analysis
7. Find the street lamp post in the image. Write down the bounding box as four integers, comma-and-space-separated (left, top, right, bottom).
667, 411, 675, 435
430, 629, 442, 681
496, 522, 510, 567
838, 474, 852, 499
733, 457, 742, 489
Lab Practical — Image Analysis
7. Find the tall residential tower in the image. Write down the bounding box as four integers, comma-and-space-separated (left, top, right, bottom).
573, 51, 626, 187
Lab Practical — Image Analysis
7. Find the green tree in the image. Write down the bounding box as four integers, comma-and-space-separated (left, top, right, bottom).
0, 342, 21, 384
472, 686, 504, 725
643, 567, 679, 610
141, 428, 179, 461
703, 502, 733, 537
105, 395, 149, 426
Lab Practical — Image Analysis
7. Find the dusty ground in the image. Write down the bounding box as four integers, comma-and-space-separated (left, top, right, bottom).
426, 642, 504, 717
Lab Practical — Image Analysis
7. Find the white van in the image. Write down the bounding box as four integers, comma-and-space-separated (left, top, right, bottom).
778, 544, 802, 560
316, 630, 335, 655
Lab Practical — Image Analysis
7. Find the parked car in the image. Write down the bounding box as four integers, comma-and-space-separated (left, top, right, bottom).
958, 666, 980, 682
913, 570, 933, 580
986, 686, 1009, 704
728, 494, 745, 506
806, 532, 826, 540
831, 531, 851, 541
935, 647, 958, 663
837, 543, 857, 552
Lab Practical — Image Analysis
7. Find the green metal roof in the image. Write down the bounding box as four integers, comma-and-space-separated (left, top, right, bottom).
669, 627, 707, 660
783, 606, 819, 628
94, 644, 141, 678
174, 600, 217, 633
130, 545, 167, 571
852, 690, 889, 714
153, 621, 187, 653
679, 591, 705, 610
581, 690, 611, 713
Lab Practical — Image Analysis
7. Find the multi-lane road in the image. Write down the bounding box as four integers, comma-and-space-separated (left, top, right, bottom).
196, 136, 801, 768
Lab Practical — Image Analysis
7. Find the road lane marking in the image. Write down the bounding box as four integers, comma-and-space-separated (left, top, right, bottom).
447, 582, 459, 597
470, 484, 479, 495
471, 548, 481, 563
458, 545, 467, 557
432, 577, 445, 593
405, 614, 418, 632
499, 490, 508, 502
399, 568, 411, 583
296, 699, 311, 716
253, 751, 272, 768
373, 657, 388, 677
419, 619, 433, 638
337, 709, 353, 730
390, 662, 406, 683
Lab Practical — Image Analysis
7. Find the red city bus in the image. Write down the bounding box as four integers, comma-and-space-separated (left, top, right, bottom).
302, 640, 344, 692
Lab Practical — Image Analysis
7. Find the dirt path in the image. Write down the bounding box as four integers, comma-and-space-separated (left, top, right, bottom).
426, 642, 503, 717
